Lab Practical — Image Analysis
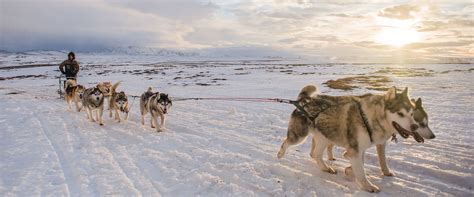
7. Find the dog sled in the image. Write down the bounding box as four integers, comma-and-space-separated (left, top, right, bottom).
57, 74, 76, 98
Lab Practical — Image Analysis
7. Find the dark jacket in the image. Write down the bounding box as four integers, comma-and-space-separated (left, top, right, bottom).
59, 60, 80, 78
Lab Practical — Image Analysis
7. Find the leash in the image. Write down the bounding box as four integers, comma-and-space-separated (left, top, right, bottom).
125, 95, 329, 124
172, 97, 321, 122
172, 97, 292, 103
128, 95, 140, 111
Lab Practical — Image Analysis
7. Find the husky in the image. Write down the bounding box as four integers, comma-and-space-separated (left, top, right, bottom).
310, 97, 435, 161
82, 84, 107, 126
108, 81, 129, 123
64, 79, 86, 112
140, 87, 172, 132
410, 97, 435, 142
277, 85, 433, 193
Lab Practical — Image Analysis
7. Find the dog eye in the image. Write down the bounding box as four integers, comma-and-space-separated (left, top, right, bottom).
397, 112, 404, 117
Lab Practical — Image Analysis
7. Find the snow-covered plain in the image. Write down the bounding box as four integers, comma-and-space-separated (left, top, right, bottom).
0, 57, 473, 196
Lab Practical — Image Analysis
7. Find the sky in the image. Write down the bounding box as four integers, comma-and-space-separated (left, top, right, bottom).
1, 0, 473, 62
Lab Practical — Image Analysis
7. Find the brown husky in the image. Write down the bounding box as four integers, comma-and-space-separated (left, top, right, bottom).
108, 81, 129, 123
64, 79, 85, 112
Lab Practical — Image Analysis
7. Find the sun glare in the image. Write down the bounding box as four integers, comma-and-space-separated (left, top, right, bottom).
375, 28, 421, 47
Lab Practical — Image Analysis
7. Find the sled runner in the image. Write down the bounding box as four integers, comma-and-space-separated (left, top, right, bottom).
57, 74, 76, 98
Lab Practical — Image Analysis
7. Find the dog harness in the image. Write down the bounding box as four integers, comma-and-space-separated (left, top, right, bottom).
288, 98, 332, 125
353, 99, 374, 143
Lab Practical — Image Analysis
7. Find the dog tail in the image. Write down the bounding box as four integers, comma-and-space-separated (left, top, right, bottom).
297, 85, 318, 101
111, 81, 121, 95
147, 87, 153, 92
65, 80, 77, 88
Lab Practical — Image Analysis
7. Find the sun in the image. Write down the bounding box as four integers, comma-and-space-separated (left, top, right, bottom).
375, 28, 421, 47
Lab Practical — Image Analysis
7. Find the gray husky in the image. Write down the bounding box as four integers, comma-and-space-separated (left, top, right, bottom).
277, 85, 434, 192
82, 84, 107, 126
310, 97, 435, 161
140, 87, 172, 132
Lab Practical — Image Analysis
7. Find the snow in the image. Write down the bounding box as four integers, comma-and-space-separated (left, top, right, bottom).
0, 56, 473, 196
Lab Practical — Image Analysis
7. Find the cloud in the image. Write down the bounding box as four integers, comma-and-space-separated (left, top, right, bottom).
351, 41, 393, 50
404, 40, 474, 49
416, 19, 474, 32
378, 4, 420, 20
183, 27, 243, 47
105, 0, 219, 23
278, 37, 300, 44
0, 0, 472, 62
327, 12, 367, 19
0, 0, 208, 51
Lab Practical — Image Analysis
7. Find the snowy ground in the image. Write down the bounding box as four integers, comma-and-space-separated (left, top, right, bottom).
0, 58, 473, 196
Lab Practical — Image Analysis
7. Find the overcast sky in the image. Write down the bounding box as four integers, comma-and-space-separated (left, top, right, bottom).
1, 0, 473, 61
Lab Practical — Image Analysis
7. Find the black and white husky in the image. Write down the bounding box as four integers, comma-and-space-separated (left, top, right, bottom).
82, 84, 107, 126
140, 87, 172, 132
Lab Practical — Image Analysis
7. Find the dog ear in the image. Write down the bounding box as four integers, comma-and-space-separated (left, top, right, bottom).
415, 98, 422, 108
385, 86, 397, 101
401, 87, 408, 97
401, 87, 412, 103
99, 87, 108, 94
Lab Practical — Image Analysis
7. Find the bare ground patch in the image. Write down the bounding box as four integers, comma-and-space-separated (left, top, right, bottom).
373, 67, 435, 77
439, 68, 474, 74
5, 91, 26, 95
0, 74, 47, 81
324, 76, 392, 91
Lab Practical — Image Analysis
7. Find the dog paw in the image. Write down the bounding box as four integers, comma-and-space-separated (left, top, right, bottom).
328, 157, 336, 161
324, 167, 337, 174
361, 184, 380, 193
277, 151, 285, 159
383, 171, 395, 176
151, 125, 155, 128
99, 123, 104, 126
344, 166, 354, 178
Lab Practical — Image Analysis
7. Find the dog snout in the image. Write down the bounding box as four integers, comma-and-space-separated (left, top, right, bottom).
410, 124, 419, 131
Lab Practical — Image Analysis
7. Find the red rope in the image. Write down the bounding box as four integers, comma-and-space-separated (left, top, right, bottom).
172, 97, 293, 104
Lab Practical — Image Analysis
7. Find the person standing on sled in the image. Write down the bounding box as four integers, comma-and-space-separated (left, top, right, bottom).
59, 51, 80, 80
